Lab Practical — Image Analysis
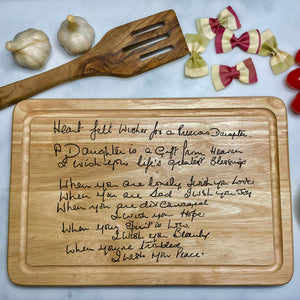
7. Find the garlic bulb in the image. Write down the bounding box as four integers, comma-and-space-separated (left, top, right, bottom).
57, 15, 95, 55
5, 28, 51, 69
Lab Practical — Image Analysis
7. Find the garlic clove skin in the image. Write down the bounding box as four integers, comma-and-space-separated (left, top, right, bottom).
5, 28, 51, 70
57, 15, 95, 55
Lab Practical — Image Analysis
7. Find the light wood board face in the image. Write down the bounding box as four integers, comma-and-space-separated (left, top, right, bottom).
8, 97, 293, 285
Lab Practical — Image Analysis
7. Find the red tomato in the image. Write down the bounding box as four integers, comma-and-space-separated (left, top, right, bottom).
291, 92, 300, 114
286, 68, 300, 90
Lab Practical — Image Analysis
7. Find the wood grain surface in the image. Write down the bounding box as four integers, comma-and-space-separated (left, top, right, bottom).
8, 97, 293, 286
0, 10, 188, 110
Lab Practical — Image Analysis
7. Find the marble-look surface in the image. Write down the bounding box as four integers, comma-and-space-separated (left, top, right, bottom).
0, 0, 299, 299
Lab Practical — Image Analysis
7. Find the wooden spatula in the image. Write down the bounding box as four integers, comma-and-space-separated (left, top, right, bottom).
0, 10, 188, 110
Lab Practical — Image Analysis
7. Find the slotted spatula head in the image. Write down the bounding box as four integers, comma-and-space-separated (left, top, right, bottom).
0, 10, 189, 110
76, 10, 189, 77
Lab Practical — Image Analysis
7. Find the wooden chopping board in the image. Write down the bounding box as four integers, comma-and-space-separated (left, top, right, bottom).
8, 97, 293, 286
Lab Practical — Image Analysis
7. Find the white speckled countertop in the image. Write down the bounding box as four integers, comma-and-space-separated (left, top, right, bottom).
0, 0, 299, 299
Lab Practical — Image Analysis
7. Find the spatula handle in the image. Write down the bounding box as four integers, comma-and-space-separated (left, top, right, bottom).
0, 60, 81, 110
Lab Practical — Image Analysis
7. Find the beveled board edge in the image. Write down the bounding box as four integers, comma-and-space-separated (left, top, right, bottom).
7, 97, 293, 286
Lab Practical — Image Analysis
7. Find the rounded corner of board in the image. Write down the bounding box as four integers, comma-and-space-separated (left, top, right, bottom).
12, 99, 37, 121
265, 97, 288, 117
7, 262, 25, 287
